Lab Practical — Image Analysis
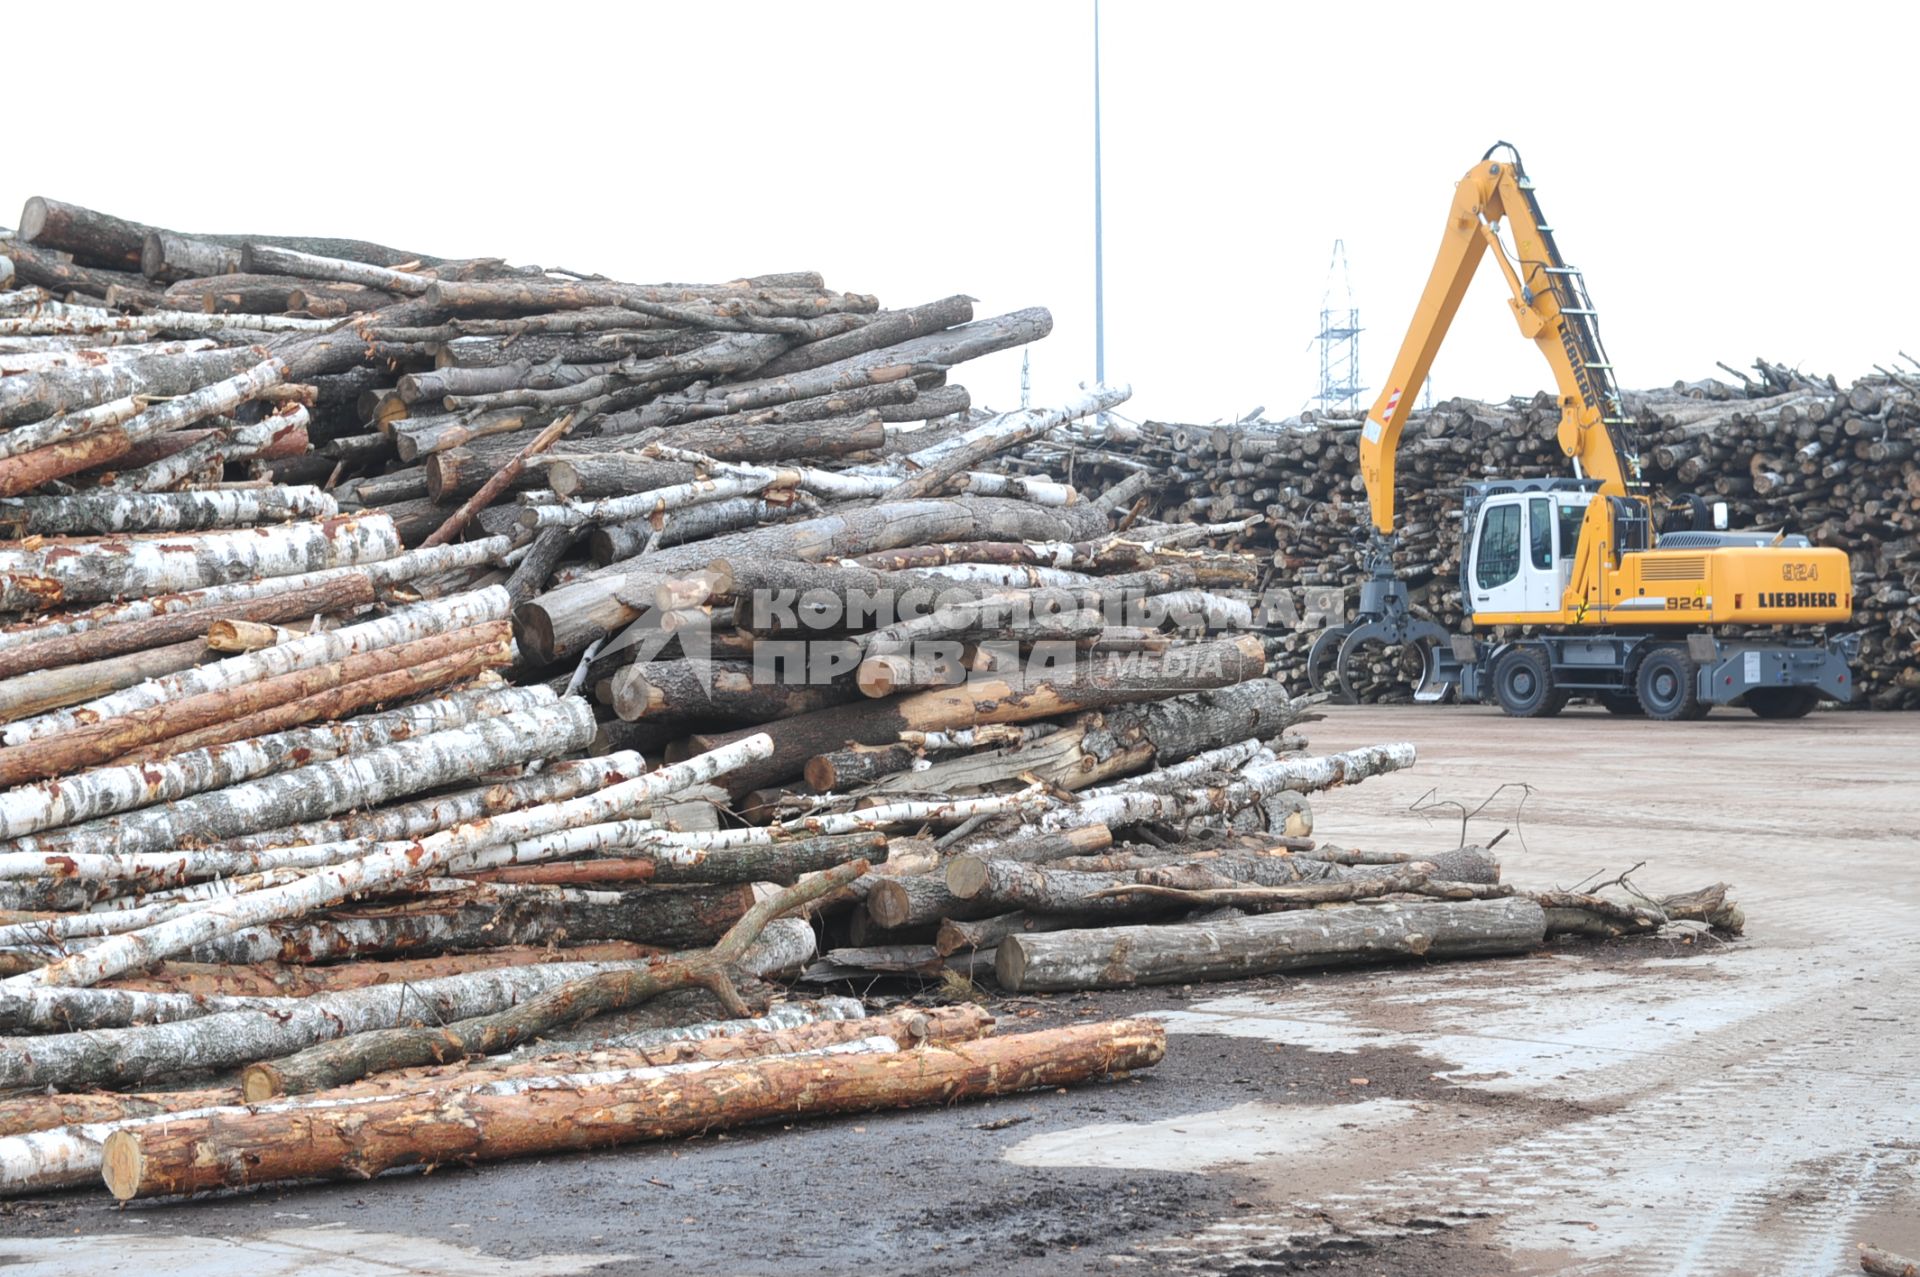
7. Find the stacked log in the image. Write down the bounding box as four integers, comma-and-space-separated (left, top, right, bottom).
0, 196, 1745, 1205
1001, 360, 1918, 706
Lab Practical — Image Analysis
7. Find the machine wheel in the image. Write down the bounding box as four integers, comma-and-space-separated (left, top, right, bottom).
1636, 648, 1708, 721
1492, 646, 1567, 718
1746, 688, 1819, 719
1598, 692, 1643, 716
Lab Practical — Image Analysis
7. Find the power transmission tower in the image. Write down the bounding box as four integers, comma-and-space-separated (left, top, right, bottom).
1311, 240, 1365, 414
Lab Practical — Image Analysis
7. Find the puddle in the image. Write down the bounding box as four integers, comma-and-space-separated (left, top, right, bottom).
0, 1227, 623, 1277
1149, 947, 1823, 1097
1003, 1099, 1424, 1172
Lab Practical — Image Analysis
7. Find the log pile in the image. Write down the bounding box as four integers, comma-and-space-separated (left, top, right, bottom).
1003, 360, 1919, 706
0, 196, 1743, 1204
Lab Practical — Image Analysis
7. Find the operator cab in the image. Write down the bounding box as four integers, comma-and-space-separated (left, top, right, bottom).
1461, 478, 1597, 619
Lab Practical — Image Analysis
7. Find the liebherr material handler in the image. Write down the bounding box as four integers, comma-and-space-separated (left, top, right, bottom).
1309, 143, 1858, 719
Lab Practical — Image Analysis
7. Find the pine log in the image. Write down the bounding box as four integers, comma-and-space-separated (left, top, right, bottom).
996, 897, 1548, 991
0, 638, 207, 725
1861, 1244, 1920, 1276
102, 1018, 1161, 1200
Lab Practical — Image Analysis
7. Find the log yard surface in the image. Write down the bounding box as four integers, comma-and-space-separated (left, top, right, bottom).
5, 704, 1914, 1277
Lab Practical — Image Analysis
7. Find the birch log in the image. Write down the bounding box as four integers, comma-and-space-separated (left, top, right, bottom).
0, 513, 398, 612
0, 345, 263, 431
0, 697, 590, 866
0, 622, 514, 785
1033, 742, 1417, 832
0, 731, 769, 992
0, 485, 336, 536
0, 537, 507, 685
241, 861, 867, 1097
1, 583, 505, 746
0, 356, 289, 494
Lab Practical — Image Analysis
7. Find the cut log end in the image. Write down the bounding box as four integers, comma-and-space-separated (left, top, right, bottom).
101, 1129, 146, 1201
240, 1062, 286, 1103
944, 853, 991, 900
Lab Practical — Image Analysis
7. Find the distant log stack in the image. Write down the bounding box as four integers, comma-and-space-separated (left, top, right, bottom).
999, 361, 1918, 707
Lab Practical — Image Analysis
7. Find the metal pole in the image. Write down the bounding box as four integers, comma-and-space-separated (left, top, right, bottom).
1092, 0, 1105, 387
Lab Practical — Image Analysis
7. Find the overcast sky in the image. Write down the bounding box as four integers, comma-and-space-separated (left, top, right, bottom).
6, 1, 1911, 423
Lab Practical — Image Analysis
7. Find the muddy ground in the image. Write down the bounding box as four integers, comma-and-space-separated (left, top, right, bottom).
3, 705, 1916, 1276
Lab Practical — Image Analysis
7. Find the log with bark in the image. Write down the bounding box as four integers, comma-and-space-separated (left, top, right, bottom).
100, 1018, 1163, 1200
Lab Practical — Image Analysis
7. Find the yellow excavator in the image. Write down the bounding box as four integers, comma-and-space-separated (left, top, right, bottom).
1309, 142, 1858, 718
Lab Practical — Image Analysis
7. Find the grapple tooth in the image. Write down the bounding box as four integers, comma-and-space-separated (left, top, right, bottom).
1306, 625, 1355, 703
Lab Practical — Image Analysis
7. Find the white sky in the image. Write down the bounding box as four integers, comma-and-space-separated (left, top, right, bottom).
6, 1, 1912, 423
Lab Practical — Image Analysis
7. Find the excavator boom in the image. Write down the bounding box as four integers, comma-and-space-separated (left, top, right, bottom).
1359, 143, 1641, 535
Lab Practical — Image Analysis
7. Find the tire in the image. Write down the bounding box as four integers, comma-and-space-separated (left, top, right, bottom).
1599, 692, 1643, 716
1636, 648, 1708, 721
1746, 688, 1819, 719
1493, 646, 1567, 718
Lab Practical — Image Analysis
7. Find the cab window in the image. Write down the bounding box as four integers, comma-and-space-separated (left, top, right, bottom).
1558, 503, 1586, 561
1528, 497, 1553, 570
1475, 504, 1521, 589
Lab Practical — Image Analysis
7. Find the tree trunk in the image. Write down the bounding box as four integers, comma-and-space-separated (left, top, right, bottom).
643, 832, 889, 885
996, 897, 1549, 991
0, 345, 263, 432
0, 638, 207, 725
935, 910, 1091, 956
516, 495, 1109, 662
3, 584, 506, 747
0, 683, 545, 852
1, 697, 588, 867
610, 658, 858, 723
803, 743, 918, 791
239, 864, 865, 1098
0, 513, 397, 612
102, 1018, 1162, 1200
101, 942, 661, 998
140, 230, 241, 281
0, 484, 335, 536
1861, 1245, 1920, 1277
109, 627, 516, 764
942, 858, 1180, 920
0, 622, 513, 786
240, 243, 432, 295
4, 733, 772, 995
687, 635, 1267, 797
0, 356, 289, 495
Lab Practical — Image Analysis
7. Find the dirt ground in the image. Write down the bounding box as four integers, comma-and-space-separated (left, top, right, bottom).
3, 704, 1916, 1277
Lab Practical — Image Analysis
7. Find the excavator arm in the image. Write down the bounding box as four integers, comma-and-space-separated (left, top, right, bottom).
1359, 142, 1644, 536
